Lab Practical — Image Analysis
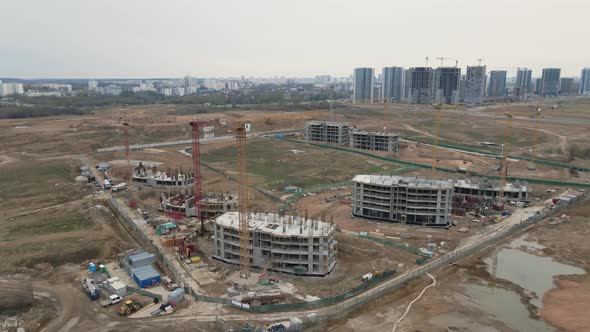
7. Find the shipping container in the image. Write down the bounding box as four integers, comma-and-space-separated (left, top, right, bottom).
128, 251, 155, 268
131, 265, 161, 288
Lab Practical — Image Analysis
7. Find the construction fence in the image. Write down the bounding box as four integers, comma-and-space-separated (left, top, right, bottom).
402, 136, 590, 173
278, 166, 419, 213
109, 191, 585, 320
126, 286, 163, 302
183, 192, 585, 317
275, 136, 590, 188
108, 198, 189, 294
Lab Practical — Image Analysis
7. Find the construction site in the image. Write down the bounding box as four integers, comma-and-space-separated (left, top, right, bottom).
1, 96, 590, 332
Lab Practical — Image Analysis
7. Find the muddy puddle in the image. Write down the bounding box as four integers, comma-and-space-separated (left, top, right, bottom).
464, 284, 554, 332
485, 235, 585, 307
464, 235, 586, 331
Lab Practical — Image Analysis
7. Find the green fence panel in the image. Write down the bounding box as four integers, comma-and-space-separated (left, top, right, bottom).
125, 286, 163, 301
273, 137, 590, 188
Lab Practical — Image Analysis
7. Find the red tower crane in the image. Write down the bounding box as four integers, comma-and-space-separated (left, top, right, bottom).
189, 121, 216, 235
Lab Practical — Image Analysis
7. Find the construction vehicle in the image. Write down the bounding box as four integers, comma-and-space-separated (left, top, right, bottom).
82, 278, 100, 300
362, 270, 385, 282
100, 294, 123, 307
112, 182, 127, 192
119, 299, 143, 316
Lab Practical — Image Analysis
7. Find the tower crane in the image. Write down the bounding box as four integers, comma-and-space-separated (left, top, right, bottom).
529, 106, 542, 171
431, 108, 441, 176
190, 120, 216, 236
498, 112, 513, 199
118, 117, 131, 181
436, 57, 450, 67
235, 123, 251, 278
383, 97, 389, 130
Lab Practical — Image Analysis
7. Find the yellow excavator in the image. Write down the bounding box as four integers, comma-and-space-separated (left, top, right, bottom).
119, 300, 142, 316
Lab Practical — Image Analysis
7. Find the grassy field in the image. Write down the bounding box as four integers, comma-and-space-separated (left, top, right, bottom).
3, 214, 92, 241
0, 160, 87, 217
0, 162, 74, 200
202, 137, 399, 190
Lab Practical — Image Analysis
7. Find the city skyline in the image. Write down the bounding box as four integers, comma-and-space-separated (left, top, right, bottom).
1, 0, 589, 78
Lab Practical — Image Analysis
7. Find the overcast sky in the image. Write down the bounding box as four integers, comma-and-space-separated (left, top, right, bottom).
1, 0, 588, 78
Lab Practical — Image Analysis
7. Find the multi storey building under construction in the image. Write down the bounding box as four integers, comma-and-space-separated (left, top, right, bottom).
213, 212, 337, 276
352, 175, 454, 227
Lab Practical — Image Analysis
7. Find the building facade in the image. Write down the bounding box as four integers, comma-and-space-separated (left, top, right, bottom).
132, 163, 194, 188
382, 67, 404, 103
541, 68, 561, 96
464, 66, 487, 104
303, 121, 350, 145
580, 68, 590, 94
453, 179, 529, 201
213, 212, 337, 276
353, 67, 374, 103
515, 68, 532, 94
487, 70, 507, 97
352, 175, 454, 227
0, 83, 24, 96
349, 129, 399, 152
559, 77, 574, 95
433, 67, 461, 105
405, 67, 434, 104
161, 192, 238, 218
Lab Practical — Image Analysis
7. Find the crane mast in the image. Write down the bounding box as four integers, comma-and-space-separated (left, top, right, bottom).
499, 112, 513, 199
236, 125, 251, 278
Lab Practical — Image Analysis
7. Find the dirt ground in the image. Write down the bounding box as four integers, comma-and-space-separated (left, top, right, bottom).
316, 197, 590, 332
532, 201, 590, 332
0, 200, 132, 273
1, 97, 589, 331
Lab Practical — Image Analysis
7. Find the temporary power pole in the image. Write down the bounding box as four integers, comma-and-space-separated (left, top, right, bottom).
236, 124, 250, 278
190, 120, 215, 235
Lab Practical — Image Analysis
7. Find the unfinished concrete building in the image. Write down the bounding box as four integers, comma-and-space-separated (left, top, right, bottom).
132, 162, 193, 188
349, 129, 399, 152
453, 179, 529, 201
160, 192, 238, 218
352, 175, 454, 227
304, 121, 349, 145
213, 212, 337, 276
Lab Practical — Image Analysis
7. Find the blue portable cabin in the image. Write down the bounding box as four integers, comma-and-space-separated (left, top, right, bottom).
131, 265, 161, 288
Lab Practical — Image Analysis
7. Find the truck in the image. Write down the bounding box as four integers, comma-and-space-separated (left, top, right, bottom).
161, 276, 179, 291
362, 270, 385, 282
103, 179, 112, 190
100, 294, 123, 307
112, 182, 127, 192
82, 278, 100, 300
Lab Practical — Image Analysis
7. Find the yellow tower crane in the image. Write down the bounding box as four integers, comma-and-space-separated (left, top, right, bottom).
431, 108, 441, 176
383, 97, 389, 130
528, 106, 542, 171
235, 124, 251, 278
498, 112, 513, 199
